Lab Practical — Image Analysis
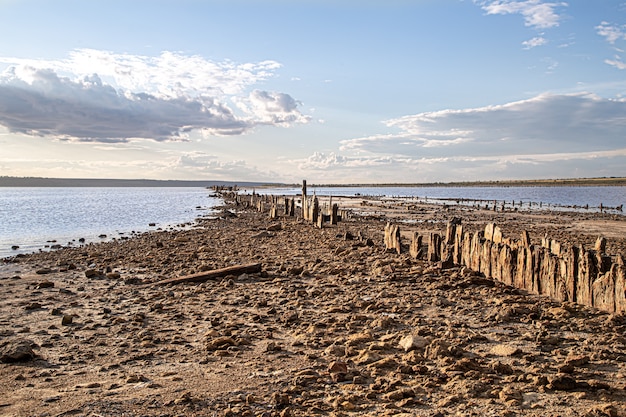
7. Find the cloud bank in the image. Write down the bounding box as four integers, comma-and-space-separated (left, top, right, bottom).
0, 49, 309, 142
295, 93, 626, 181
475, 0, 567, 29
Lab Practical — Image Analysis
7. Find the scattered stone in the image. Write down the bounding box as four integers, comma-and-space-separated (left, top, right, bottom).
206, 336, 236, 351
548, 374, 578, 391
61, 315, 73, 326
398, 334, 428, 352
0, 339, 37, 363
35, 281, 54, 289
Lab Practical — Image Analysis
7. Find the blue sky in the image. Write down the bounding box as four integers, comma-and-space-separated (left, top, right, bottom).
1, 0, 625, 183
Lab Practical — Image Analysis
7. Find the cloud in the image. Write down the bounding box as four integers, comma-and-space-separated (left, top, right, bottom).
0, 49, 309, 142
605, 57, 626, 70
476, 0, 567, 30
522, 36, 548, 49
233, 90, 312, 127
596, 21, 626, 44
0, 150, 282, 181
596, 22, 626, 70
322, 93, 626, 181
343, 93, 626, 155
168, 152, 283, 181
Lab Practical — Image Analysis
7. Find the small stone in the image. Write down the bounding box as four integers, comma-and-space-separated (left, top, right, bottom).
548, 374, 578, 391
499, 387, 523, 405
206, 336, 236, 351
43, 396, 60, 403
35, 268, 53, 275
35, 281, 54, 289
267, 223, 282, 232
126, 374, 147, 384
398, 334, 428, 352
85, 269, 100, 278
328, 361, 348, 374
565, 354, 590, 367
491, 344, 521, 357
271, 392, 290, 406
0, 339, 36, 363
61, 315, 73, 326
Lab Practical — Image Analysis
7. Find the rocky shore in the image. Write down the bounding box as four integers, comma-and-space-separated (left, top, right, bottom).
1, 195, 626, 417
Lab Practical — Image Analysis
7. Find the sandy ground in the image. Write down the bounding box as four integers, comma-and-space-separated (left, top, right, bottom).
1, 196, 626, 417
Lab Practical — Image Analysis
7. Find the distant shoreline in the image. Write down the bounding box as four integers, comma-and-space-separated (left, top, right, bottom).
1, 176, 625, 188
262, 177, 626, 188
0, 177, 283, 188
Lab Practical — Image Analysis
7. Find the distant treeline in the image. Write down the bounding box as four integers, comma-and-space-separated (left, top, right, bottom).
311, 177, 626, 188
0, 177, 284, 188
1, 176, 625, 188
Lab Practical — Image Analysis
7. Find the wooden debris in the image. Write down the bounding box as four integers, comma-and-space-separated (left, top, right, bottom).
150, 263, 262, 286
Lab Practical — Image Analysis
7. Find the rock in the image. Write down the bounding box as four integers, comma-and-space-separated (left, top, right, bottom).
271, 392, 290, 407
35, 268, 53, 275
85, 269, 100, 278
61, 315, 73, 326
328, 361, 348, 374
0, 339, 37, 363
548, 374, 578, 391
265, 341, 282, 352
267, 223, 282, 232
490, 344, 521, 357
24, 302, 42, 311
565, 354, 590, 367
398, 334, 428, 352
499, 386, 523, 405
252, 231, 273, 239
35, 281, 54, 289
385, 388, 414, 401
206, 336, 236, 351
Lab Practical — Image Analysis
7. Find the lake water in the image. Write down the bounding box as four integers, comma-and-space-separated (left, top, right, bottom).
243, 185, 626, 212
2, 185, 624, 259
0, 187, 221, 258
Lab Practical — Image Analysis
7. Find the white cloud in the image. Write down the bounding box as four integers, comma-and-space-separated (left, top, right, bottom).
233, 90, 312, 127
170, 152, 280, 180
605, 57, 626, 70
342, 93, 626, 156
522, 36, 548, 49
596, 21, 626, 44
319, 93, 626, 181
476, 0, 568, 29
0, 49, 309, 143
595, 22, 626, 70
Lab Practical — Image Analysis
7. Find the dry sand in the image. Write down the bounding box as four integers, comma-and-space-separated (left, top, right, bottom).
1, 195, 625, 417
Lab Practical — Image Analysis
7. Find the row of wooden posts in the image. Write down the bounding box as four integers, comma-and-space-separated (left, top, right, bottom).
385, 221, 626, 314
228, 180, 347, 228
218, 181, 625, 315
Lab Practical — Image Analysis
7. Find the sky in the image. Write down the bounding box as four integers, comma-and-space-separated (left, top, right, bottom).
1, 0, 626, 184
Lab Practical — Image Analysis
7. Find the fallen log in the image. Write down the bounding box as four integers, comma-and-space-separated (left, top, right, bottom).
150, 263, 262, 286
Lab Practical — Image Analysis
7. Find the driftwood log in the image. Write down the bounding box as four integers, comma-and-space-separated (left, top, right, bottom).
150, 263, 262, 286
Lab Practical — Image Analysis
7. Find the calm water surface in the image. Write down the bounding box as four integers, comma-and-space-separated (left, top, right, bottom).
244, 185, 626, 210
2, 185, 624, 258
0, 187, 220, 258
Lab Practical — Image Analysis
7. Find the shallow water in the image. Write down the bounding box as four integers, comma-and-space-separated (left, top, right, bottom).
0, 187, 220, 258
243, 185, 626, 212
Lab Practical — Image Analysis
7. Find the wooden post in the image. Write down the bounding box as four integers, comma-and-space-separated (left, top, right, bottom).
384, 223, 402, 254
410, 232, 423, 259
331, 203, 338, 225
311, 197, 319, 224
302, 180, 307, 220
